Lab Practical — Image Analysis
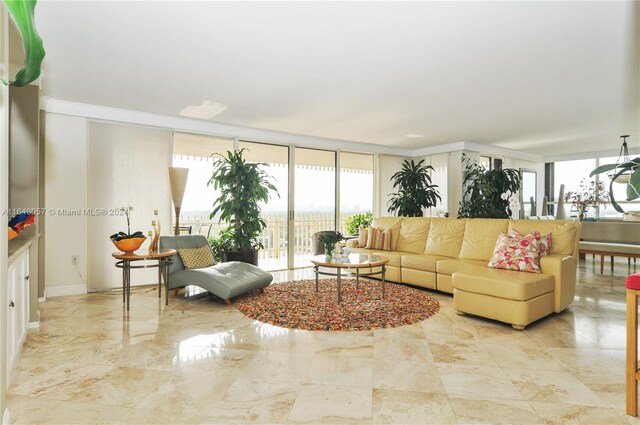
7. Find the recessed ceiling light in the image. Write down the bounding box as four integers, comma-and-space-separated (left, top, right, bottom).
179, 101, 228, 120
406, 134, 425, 138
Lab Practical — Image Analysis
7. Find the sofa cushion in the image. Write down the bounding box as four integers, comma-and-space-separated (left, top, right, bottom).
436, 258, 487, 276
371, 217, 403, 230
452, 267, 554, 301
458, 219, 509, 261
370, 218, 401, 250
395, 217, 430, 254
366, 227, 391, 250
424, 219, 466, 258
487, 232, 542, 273
348, 247, 372, 255
401, 254, 448, 272
357, 227, 368, 248
508, 221, 577, 256
370, 251, 412, 267
510, 229, 552, 256
160, 234, 210, 274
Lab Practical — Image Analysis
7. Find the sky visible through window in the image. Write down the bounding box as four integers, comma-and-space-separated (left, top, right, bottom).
174, 157, 373, 216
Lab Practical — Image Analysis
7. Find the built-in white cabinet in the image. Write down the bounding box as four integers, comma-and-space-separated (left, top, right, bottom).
6, 249, 29, 384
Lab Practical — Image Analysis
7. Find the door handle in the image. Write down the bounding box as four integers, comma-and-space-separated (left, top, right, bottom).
9, 301, 14, 308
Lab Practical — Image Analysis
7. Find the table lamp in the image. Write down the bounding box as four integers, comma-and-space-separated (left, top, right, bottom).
169, 167, 189, 235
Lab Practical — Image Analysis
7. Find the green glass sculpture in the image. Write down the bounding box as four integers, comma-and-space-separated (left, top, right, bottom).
2, 0, 45, 87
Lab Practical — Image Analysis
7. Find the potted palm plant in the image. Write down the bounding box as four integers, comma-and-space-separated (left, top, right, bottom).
457, 154, 521, 218
387, 159, 441, 217
208, 149, 279, 265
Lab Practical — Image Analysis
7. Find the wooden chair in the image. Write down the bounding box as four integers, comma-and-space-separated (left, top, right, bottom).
627, 273, 640, 416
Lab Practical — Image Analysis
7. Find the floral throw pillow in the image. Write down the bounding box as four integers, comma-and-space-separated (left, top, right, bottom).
487, 232, 542, 273
510, 229, 552, 256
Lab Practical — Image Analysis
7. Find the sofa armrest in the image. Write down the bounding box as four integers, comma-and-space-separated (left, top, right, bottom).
346, 239, 359, 248
540, 254, 576, 313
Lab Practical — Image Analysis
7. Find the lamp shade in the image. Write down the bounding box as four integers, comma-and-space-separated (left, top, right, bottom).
168, 167, 189, 208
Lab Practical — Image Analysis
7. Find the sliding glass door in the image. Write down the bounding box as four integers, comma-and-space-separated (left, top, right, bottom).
293, 148, 336, 268
173, 132, 375, 270
238, 141, 289, 270
339, 152, 374, 235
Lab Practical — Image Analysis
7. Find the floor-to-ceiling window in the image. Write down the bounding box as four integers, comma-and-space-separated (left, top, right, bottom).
172, 132, 234, 237
553, 158, 597, 219
174, 132, 381, 270
552, 155, 639, 219
238, 141, 289, 270
294, 148, 336, 268
599, 155, 634, 218
339, 152, 374, 234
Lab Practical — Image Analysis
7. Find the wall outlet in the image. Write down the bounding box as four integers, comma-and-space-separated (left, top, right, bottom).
71, 255, 79, 266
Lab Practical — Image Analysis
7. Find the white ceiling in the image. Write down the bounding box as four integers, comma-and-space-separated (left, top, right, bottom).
33, 1, 639, 156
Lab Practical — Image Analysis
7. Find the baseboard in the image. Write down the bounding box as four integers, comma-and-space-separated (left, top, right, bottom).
38, 296, 46, 303
28, 321, 40, 329
3, 408, 10, 425
45, 283, 87, 297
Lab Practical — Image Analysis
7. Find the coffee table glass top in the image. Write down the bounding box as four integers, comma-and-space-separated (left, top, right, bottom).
310, 253, 389, 267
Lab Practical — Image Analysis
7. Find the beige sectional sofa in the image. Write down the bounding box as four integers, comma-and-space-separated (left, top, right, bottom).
346, 217, 581, 330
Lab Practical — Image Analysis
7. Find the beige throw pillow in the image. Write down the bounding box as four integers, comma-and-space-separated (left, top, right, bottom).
178, 246, 215, 269
366, 227, 391, 250
358, 226, 369, 248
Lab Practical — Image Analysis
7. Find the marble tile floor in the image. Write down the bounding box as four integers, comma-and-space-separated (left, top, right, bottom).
6, 259, 639, 424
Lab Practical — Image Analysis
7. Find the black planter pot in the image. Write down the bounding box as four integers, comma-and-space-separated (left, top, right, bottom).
223, 249, 259, 266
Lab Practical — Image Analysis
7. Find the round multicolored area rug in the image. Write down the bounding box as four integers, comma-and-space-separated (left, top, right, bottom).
235, 278, 440, 331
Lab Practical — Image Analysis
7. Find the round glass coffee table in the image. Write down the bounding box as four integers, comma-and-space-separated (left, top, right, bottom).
310, 253, 389, 304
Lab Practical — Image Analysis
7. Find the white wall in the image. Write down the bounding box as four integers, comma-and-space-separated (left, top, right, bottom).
43, 114, 173, 295
87, 121, 172, 291
43, 113, 88, 295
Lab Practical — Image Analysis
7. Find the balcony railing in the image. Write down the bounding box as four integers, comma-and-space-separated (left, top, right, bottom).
180, 211, 357, 269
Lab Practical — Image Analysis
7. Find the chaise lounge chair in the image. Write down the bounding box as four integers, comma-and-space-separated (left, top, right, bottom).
159, 235, 273, 304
